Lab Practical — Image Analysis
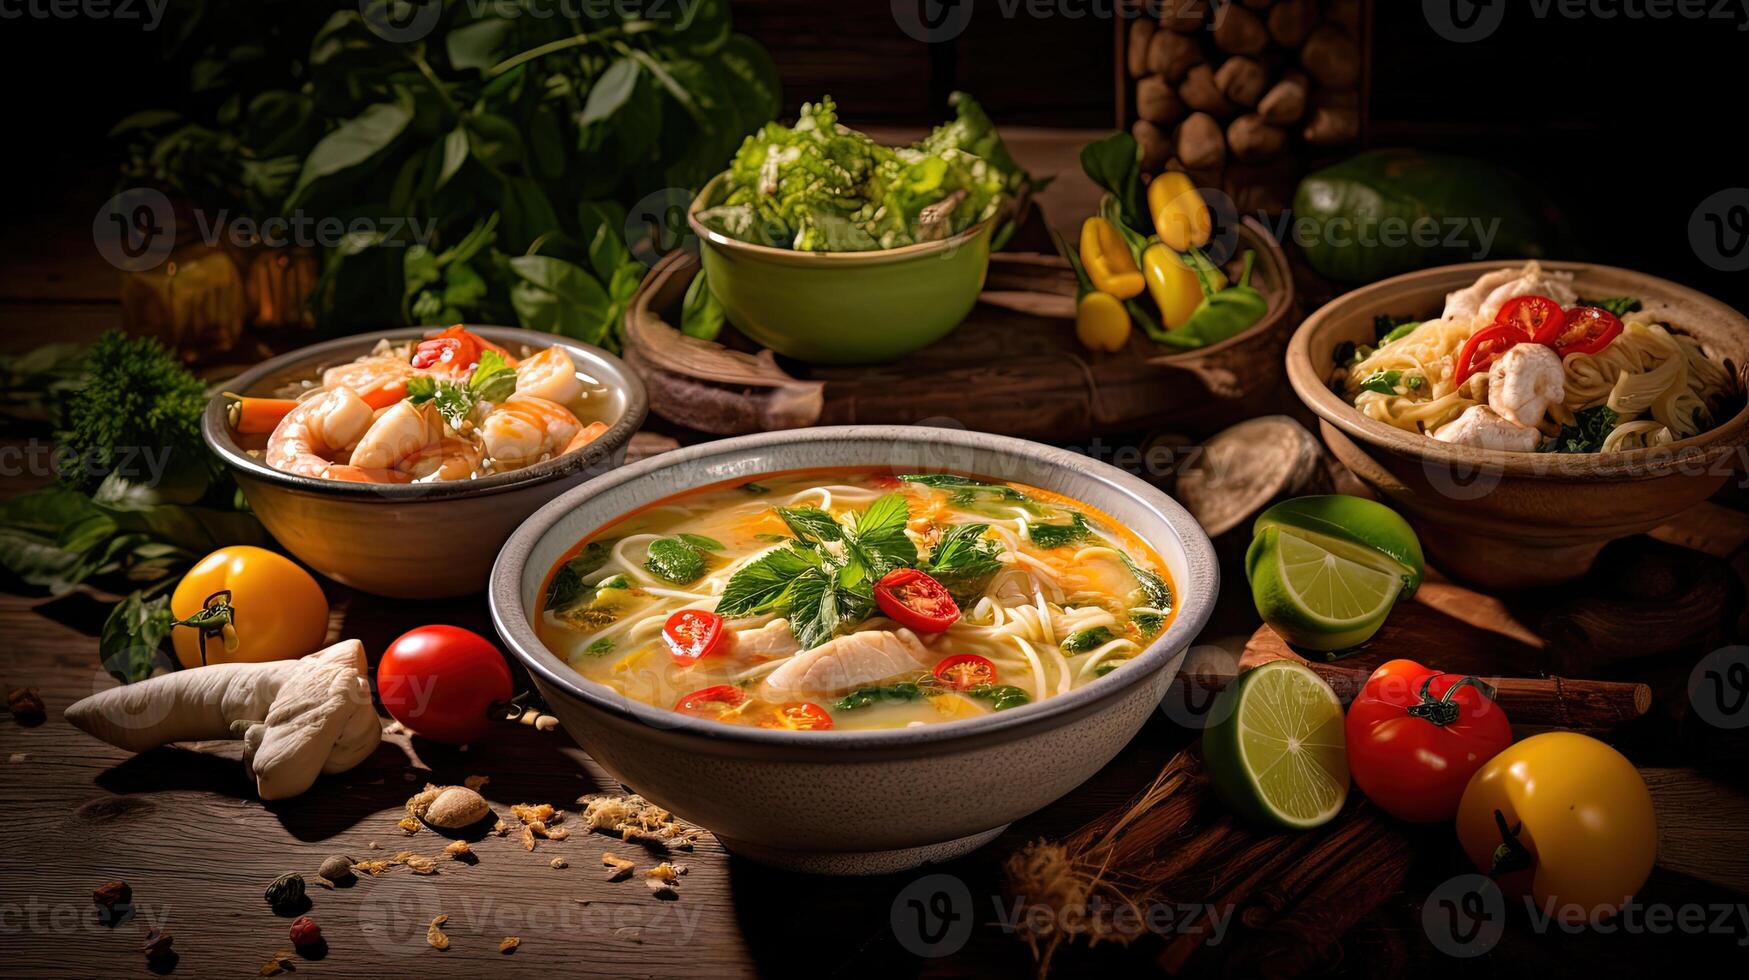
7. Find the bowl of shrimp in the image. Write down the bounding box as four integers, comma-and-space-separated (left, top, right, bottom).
203, 325, 646, 598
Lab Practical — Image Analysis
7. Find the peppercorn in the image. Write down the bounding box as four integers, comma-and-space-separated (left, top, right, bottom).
264, 872, 305, 913
289, 916, 322, 948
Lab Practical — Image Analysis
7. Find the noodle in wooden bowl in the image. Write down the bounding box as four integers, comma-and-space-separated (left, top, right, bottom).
1287, 261, 1749, 588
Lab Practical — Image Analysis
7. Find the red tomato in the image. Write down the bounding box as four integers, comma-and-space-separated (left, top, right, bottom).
377, 625, 514, 745
874, 568, 960, 633
1498, 295, 1566, 344
1453, 323, 1529, 385
1546, 306, 1624, 355
674, 685, 748, 721
759, 702, 834, 731
1344, 659, 1513, 823
664, 609, 727, 666
933, 654, 997, 690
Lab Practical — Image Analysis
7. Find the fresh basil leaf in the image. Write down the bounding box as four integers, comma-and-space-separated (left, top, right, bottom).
681, 269, 725, 341
844, 493, 916, 574
963, 683, 1031, 711
1078, 132, 1145, 230
776, 506, 842, 543
288, 99, 412, 203
584, 637, 616, 657
582, 58, 642, 125
1121, 553, 1173, 611
716, 545, 820, 616
509, 255, 612, 343
921, 523, 1002, 604
678, 533, 724, 552
469, 349, 518, 403
1092, 660, 1126, 677
100, 590, 176, 683
644, 537, 706, 584
835, 682, 927, 711
545, 538, 620, 611
786, 568, 840, 649
1577, 296, 1642, 317
1129, 609, 1165, 637
1358, 370, 1402, 395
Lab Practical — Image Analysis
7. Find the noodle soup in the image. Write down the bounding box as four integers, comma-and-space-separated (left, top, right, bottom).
534, 469, 1174, 731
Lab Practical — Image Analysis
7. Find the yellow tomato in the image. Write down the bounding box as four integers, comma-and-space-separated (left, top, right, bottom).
171, 546, 329, 669
1075, 291, 1131, 353
1455, 731, 1656, 925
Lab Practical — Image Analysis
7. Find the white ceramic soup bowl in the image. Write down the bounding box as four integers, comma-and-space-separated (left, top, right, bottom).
489, 426, 1218, 874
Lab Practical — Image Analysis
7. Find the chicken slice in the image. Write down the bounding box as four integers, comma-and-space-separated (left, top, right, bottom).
1441, 262, 1577, 322
1432, 405, 1543, 452
763, 629, 933, 695
732, 619, 801, 659
1487, 343, 1565, 427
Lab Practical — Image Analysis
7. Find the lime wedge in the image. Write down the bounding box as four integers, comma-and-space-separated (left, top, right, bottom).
1249, 495, 1424, 599
1247, 527, 1403, 651
1201, 661, 1349, 830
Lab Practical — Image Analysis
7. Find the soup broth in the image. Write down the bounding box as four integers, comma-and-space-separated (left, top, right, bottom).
535, 468, 1174, 731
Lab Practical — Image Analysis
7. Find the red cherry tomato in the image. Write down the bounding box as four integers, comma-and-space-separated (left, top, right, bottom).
1344, 658, 1513, 823
874, 568, 960, 633
759, 702, 834, 731
674, 685, 749, 721
933, 654, 998, 690
664, 609, 727, 666
1453, 322, 1529, 386
377, 625, 514, 745
1496, 295, 1566, 345
1545, 306, 1624, 356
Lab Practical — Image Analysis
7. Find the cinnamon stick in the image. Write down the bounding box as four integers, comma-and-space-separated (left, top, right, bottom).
1177, 658, 1651, 730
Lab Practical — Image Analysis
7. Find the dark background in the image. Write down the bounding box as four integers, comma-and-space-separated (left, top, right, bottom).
0, 0, 1742, 309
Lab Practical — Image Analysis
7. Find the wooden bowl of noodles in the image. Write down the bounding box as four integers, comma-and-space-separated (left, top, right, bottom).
1286, 261, 1749, 588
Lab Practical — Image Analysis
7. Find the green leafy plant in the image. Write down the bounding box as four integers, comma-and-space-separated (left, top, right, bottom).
115, 0, 782, 351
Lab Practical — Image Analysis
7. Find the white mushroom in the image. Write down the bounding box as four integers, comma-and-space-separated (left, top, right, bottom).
1431, 405, 1543, 452
65, 640, 381, 800
1487, 343, 1565, 427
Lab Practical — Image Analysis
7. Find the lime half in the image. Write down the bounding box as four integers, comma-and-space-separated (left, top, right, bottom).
1248, 526, 1404, 651
1249, 495, 1424, 599
1202, 661, 1349, 830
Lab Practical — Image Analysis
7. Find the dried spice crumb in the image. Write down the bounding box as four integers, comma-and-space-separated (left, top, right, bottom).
368, 841, 382, 850
549, 857, 568, 869
405, 855, 438, 875
444, 840, 474, 861
398, 816, 420, 835
645, 878, 679, 900
645, 862, 687, 882
426, 914, 451, 951
7, 687, 45, 726
352, 859, 394, 876
92, 879, 131, 916
314, 877, 334, 890
491, 818, 511, 837
510, 803, 558, 826
464, 774, 490, 790
579, 794, 702, 851
499, 936, 521, 954
259, 951, 295, 976
141, 927, 173, 959
602, 852, 635, 882
546, 826, 570, 841
519, 826, 537, 852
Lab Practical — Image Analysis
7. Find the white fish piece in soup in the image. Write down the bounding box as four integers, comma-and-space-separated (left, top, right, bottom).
764, 628, 934, 695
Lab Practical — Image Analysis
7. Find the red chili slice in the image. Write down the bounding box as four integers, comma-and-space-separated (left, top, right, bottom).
664, 609, 728, 666
758, 702, 834, 731
1547, 306, 1624, 356
1453, 323, 1529, 386
874, 568, 961, 633
933, 654, 998, 690
1498, 295, 1567, 346
674, 684, 748, 719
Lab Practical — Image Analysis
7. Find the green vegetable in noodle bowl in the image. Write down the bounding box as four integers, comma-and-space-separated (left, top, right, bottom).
532, 468, 1174, 732
695, 94, 1028, 252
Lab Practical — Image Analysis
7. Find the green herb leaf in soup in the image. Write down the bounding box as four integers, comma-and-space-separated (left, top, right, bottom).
715, 545, 822, 617
776, 506, 842, 543
644, 537, 707, 584
1028, 512, 1092, 549
546, 538, 620, 610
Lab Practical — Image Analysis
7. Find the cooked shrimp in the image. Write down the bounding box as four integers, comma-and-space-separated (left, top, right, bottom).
563, 420, 610, 455
481, 396, 581, 467
513, 347, 584, 404
399, 437, 484, 482
323, 356, 415, 404
265, 388, 375, 479
350, 400, 443, 471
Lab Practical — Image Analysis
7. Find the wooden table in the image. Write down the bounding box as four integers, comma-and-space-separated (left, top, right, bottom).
5, 157, 1749, 979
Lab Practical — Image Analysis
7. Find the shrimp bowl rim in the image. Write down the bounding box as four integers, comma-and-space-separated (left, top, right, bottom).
488, 424, 1220, 749
202, 325, 649, 500
1286, 259, 1749, 480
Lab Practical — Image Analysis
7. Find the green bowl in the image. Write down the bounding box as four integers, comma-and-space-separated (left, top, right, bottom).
686, 174, 995, 364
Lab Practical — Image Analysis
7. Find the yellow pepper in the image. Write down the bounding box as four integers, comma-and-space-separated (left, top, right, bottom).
1077, 217, 1145, 299
1148, 172, 1212, 253
1142, 244, 1202, 330
1075, 291, 1131, 352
